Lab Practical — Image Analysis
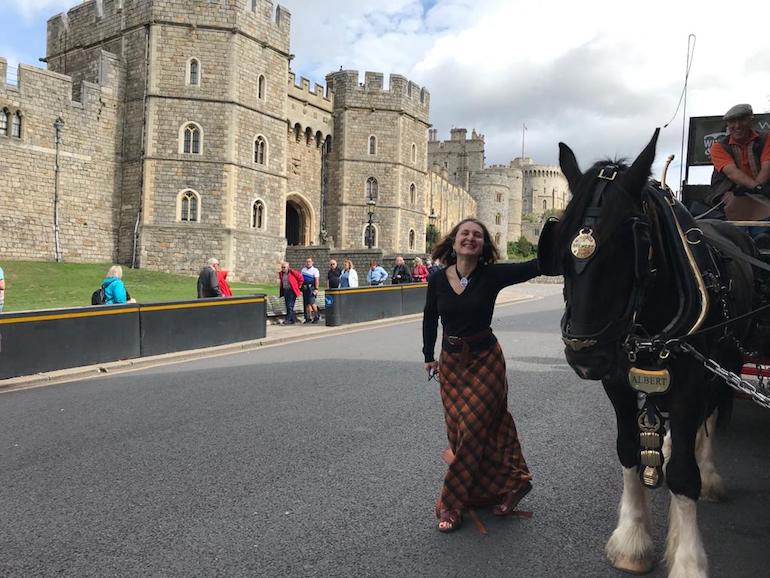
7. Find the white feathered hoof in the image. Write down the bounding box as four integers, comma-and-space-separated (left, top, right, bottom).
699, 472, 726, 503
606, 528, 655, 575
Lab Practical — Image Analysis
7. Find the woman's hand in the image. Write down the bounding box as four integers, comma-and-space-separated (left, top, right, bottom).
424, 361, 438, 380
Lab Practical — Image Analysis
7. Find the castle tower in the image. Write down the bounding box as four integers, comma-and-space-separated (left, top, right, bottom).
46, 0, 293, 281
325, 70, 430, 253
427, 127, 485, 191
469, 169, 513, 250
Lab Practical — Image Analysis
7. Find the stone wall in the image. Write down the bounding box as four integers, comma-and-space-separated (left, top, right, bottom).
0, 53, 123, 262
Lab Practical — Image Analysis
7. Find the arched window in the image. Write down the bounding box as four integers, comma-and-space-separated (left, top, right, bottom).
251, 0, 258, 11
543, 199, 548, 210
368, 135, 377, 155
294, 123, 302, 142
251, 199, 265, 229
181, 123, 202, 154
496, 192, 503, 203
495, 213, 502, 225
254, 135, 267, 165
411, 143, 417, 164
364, 224, 378, 248
409, 229, 416, 251
409, 183, 416, 204
0, 109, 8, 136
366, 177, 378, 202
494, 233, 501, 245
11, 111, 22, 138
188, 58, 200, 86
315, 131, 323, 148
305, 127, 313, 146
258, 75, 266, 100
178, 190, 200, 222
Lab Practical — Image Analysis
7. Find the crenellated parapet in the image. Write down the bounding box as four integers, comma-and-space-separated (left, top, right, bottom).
325, 70, 429, 124
47, 0, 291, 65
287, 71, 333, 139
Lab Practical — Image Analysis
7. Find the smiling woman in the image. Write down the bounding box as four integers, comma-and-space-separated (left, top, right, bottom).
421, 218, 556, 532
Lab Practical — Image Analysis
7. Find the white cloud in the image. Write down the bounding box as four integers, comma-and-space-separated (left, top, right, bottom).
4, 0, 74, 22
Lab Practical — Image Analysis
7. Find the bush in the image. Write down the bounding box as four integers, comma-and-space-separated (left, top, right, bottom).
507, 236, 536, 260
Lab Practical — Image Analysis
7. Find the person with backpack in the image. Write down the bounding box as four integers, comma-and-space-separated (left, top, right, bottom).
710, 103, 770, 229
100, 265, 135, 305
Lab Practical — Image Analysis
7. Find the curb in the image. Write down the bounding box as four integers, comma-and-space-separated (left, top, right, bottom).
0, 293, 537, 392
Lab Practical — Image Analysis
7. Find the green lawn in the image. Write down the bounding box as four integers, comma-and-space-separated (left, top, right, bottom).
0, 261, 277, 313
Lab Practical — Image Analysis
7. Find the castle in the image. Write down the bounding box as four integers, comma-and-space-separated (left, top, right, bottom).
0, 0, 568, 282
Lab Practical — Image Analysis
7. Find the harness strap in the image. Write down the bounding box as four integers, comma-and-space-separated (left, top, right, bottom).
701, 233, 770, 273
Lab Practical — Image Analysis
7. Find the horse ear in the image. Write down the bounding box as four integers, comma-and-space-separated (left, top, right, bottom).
625, 128, 660, 193
558, 142, 582, 192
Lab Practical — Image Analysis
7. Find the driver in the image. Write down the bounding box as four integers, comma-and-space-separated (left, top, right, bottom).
710, 103, 770, 229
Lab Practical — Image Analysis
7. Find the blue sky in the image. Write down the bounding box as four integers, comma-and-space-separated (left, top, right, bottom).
2, 0, 769, 183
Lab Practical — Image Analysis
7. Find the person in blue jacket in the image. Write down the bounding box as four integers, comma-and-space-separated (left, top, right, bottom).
102, 265, 135, 304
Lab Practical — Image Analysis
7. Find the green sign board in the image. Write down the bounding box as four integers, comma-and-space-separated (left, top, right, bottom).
687, 114, 770, 167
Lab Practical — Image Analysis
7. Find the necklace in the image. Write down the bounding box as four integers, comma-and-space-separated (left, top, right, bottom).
456, 265, 474, 288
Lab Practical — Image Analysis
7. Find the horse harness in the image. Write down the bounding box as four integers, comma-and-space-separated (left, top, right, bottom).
557, 165, 765, 488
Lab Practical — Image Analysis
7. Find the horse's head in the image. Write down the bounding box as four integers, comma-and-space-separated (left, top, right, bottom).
556, 130, 659, 380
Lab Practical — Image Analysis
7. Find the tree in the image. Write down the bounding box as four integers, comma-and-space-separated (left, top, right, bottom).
425, 224, 440, 252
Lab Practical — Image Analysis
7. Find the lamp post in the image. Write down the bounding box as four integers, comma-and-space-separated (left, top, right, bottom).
365, 198, 376, 249
53, 117, 65, 262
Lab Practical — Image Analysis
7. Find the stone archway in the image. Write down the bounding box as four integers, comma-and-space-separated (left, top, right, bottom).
285, 193, 313, 246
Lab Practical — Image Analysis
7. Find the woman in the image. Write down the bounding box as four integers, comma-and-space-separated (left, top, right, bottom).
101, 265, 136, 304
340, 259, 359, 288
412, 257, 429, 283
423, 218, 540, 532
217, 268, 233, 297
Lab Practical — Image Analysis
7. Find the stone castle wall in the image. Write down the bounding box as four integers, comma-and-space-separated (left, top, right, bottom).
0, 53, 123, 262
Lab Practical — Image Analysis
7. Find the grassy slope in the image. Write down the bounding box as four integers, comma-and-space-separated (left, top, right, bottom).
0, 261, 277, 313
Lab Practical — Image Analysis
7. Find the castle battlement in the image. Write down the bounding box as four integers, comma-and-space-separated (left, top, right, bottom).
0, 52, 122, 108
47, 1, 291, 61
325, 69, 430, 122
287, 71, 332, 112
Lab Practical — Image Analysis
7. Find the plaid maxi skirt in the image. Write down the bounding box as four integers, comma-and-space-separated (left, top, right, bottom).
437, 339, 531, 514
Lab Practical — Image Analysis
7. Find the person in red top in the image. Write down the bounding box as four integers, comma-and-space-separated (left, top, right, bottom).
710, 103, 770, 223
278, 261, 303, 324
216, 269, 233, 297
411, 256, 429, 282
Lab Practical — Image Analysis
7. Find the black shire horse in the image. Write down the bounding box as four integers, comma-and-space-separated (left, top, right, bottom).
552, 130, 754, 577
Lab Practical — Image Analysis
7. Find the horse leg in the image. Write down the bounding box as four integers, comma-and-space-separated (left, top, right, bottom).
603, 380, 655, 573
664, 407, 708, 578
695, 411, 724, 502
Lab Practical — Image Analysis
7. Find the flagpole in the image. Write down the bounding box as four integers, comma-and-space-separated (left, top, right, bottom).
521, 124, 526, 158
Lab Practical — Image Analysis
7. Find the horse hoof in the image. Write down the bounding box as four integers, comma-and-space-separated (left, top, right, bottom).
611, 557, 654, 575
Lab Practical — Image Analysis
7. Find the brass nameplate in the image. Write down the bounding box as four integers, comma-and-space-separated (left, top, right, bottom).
628, 367, 671, 394
570, 228, 597, 259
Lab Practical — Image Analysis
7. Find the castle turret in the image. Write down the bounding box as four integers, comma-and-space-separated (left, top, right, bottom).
325, 70, 430, 253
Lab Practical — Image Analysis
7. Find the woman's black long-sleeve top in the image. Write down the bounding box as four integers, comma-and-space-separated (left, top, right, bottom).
422, 260, 540, 362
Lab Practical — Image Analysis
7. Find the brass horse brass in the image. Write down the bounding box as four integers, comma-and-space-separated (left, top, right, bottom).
570, 228, 597, 259
628, 366, 671, 394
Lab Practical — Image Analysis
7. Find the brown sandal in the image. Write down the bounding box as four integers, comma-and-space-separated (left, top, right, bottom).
493, 481, 532, 516
437, 509, 463, 533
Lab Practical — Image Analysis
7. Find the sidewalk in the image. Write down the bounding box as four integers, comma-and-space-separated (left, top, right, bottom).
0, 286, 539, 392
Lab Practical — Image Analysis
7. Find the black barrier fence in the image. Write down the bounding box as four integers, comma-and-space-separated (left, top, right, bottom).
0, 296, 267, 380
324, 283, 427, 326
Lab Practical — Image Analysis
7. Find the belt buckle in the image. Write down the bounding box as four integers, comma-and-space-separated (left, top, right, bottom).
446, 335, 461, 345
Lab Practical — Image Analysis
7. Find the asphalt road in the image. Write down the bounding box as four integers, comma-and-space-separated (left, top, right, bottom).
1, 285, 768, 577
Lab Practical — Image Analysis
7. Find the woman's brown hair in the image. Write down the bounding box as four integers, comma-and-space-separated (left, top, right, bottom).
431, 218, 500, 266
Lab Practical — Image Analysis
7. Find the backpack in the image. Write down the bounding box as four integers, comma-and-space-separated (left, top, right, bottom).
91, 287, 106, 305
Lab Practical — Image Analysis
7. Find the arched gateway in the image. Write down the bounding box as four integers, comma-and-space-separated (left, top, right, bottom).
285, 193, 314, 246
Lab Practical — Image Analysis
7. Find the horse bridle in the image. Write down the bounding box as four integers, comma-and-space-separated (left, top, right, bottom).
561, 165, 653, 352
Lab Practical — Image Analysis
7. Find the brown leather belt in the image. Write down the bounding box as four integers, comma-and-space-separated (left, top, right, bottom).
442, 328, 496, 367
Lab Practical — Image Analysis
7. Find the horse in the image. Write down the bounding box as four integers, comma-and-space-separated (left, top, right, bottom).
549, 129, 755, 577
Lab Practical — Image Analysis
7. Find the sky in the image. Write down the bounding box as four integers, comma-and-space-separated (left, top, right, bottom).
2, 0, 769, 185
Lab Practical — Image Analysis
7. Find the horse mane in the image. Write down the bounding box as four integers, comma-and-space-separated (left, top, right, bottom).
557, 159, 643, 248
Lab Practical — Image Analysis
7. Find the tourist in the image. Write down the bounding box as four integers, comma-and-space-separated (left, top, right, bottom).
422, 218, 540, 532
412, 257, 429, 283
197, 258, 222, 298
340, 259, 359, 288
278, 261, 303, 324
300, 257, 320, 323
217, 268, 233, 297
102, 265, 136, 305
367, 260, 388, 286
328, 259, 342, 289
0, 264, 5, 312
391, 255, 412, 284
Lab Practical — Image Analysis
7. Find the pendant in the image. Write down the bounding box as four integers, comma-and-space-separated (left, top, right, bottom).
460, 276, 469, 288
570, 228, 597, 259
